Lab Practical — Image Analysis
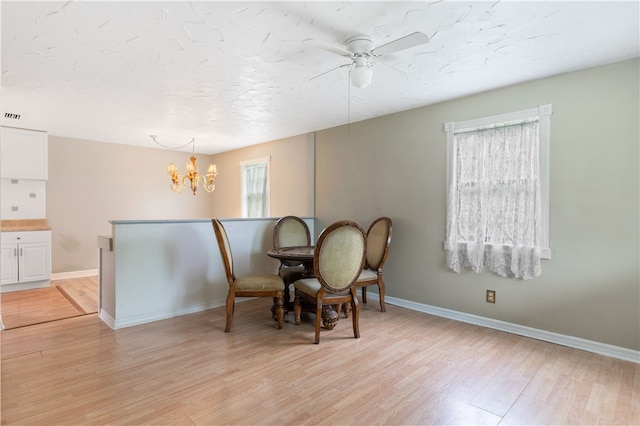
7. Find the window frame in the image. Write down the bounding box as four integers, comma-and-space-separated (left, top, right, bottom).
444, 104, 552, 259
240, 156, 271, 218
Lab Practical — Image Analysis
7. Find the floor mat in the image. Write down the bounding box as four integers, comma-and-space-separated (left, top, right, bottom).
1, 286, 86, 330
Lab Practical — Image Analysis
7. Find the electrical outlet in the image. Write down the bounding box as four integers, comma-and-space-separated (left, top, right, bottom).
486, 290, 496, 303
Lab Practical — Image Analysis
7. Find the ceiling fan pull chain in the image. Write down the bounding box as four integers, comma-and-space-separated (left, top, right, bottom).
347, 69, 352, 135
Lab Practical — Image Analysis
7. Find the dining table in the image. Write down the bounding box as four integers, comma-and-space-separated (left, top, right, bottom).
267, 246, 340, 330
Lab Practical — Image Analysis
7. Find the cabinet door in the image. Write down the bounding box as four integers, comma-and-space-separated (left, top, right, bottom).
18, 242, 50, 282
1, 244, 18, 285
0, 127, 48, 180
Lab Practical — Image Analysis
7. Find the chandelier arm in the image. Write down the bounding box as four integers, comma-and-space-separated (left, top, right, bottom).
183, 174, 198, 196
203, 179, 216, 192
170, 179, 184, 193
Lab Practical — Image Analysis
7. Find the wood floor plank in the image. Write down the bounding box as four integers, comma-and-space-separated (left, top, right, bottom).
1, 299, 639, 425
1, 286, 85, 329
1, 275, 99, 330
53, 276, 99, 314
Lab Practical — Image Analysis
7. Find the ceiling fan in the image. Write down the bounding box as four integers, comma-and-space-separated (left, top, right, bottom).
310, 32, 430, 89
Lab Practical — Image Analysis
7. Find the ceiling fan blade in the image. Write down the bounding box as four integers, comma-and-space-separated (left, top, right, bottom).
311, 38, 352, 56
372, 32, 429, 56
309, 63, 351, 82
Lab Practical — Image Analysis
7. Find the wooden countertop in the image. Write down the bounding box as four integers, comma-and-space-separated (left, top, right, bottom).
1, 219, 51, 232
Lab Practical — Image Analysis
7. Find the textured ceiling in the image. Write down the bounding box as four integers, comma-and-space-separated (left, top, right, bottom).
1, 1, 638, 154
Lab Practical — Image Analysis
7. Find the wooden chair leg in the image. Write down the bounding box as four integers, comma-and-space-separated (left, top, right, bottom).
294, 292, 302, 326
314, 299, 323, 344
225, 291, 235, 332
362, 286, 368, 303
275, 295, 284, 329
350, 289, 360, 339
378, 277, 386, 312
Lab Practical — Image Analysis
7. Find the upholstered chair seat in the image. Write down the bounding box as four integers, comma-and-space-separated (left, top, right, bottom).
293, 278, 321, 295
356, 269, 378, 281
234, 274, 285, 292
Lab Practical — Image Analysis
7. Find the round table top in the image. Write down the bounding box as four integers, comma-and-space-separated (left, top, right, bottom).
267, 245, 315, 261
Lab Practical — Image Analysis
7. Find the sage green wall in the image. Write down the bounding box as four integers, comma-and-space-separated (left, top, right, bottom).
315, 58, 640, 351
210, 133, 314, 218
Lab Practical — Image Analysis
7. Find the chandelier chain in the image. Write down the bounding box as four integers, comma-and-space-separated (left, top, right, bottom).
150, 135, 195, 151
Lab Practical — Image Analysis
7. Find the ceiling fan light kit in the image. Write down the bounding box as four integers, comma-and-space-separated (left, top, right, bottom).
351, 65, 373, 89
350, 56, 373, 89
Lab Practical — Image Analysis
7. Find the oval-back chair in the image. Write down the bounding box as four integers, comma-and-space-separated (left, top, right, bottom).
293, 220, 366, 344
273, 216, 311, 304
355, 216, 392, 312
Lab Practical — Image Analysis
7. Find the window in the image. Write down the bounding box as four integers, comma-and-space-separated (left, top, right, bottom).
444, 104, 552, 279
240, 156, 270, 218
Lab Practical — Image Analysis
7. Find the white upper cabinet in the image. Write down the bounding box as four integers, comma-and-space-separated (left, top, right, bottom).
1, 126, 48, 180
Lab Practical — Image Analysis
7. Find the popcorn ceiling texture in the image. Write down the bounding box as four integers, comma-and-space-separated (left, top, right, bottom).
1, 1, 638, 154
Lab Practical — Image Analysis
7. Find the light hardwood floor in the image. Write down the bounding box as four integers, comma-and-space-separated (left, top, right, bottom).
1, 298, 639, 425
0, 276, 98, 329
53, 275, 99, 314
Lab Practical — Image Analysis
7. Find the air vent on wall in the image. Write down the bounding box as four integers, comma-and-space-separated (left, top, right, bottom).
4, 112, 21, 120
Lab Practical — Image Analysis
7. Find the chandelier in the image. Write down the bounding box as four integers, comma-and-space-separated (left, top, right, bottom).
150, 135, 218, 195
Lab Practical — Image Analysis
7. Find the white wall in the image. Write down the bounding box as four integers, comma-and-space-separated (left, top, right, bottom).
100, 218, 315, 329
315, 58, 640, 351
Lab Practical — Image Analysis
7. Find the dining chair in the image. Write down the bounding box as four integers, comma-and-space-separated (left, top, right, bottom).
293, 220, 366, 344
212, 218, 285, 332
355, 216, 392, 312
273, 216, 311, 302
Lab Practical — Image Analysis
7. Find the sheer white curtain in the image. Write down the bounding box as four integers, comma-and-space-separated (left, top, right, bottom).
244, 163, 267, 217
445, 120, 542, 279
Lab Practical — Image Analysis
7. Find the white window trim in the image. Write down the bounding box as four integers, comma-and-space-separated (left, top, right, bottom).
240, 156, 271, 218
444, 104, 552, 259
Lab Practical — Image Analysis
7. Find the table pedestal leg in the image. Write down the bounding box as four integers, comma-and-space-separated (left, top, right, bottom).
321, 306, 339, 330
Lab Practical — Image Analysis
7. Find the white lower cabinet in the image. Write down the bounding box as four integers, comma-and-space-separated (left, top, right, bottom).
0, 231, 51, 288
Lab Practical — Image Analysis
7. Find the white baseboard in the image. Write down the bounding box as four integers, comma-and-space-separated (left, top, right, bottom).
102, 299, 229, 330
98, 309, 116, 330
1, 280, 50, 293
51, 269, 99, 280
365, 293, 640, 364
